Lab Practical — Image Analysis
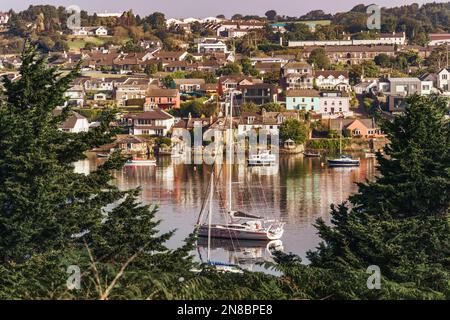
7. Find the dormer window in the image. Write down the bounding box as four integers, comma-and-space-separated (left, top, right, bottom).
248, 116, 255, 124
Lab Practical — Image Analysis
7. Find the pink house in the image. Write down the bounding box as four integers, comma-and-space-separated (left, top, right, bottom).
145, 88, 181, 110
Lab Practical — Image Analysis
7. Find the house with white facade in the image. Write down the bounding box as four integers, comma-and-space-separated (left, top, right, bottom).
437, 68, 450, 92
197, 39, 228, 54
419, 73, 437, 95
428, 33, 450, 46
122, 109, 175, 136
72, 26, 108, 37
174, 78, 205, 93
314, 70, 350, 91
237, 110, 300, 138
64, 85, 85, 106
282, 61, 314, 89
319, 91, 352, 118
54, 110, 90, 133
0, 12, 9, 24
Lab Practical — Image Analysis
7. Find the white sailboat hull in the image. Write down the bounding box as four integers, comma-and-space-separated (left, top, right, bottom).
197, 224, 284, 241
125, 159, 157, 166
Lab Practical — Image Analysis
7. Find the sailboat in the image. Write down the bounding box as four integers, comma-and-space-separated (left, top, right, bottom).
196, 91, 285, 242
327, 122, 360, 167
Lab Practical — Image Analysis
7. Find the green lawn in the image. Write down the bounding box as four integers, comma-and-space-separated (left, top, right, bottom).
67, 36, 109, 50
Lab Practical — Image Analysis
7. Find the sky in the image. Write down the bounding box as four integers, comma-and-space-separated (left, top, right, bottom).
0, 0, 448, 18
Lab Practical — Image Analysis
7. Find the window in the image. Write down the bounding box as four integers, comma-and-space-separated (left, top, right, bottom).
302, 98, 305, 103
442, 74, 448, 80
324, 101, 327, 106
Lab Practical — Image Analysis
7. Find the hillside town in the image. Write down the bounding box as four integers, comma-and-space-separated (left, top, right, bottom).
1, 4, 450, 156
0, 1, 450, 304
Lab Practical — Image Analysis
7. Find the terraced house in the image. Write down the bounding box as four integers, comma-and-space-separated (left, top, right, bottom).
282, 61, 314, 89
122, 109, 175, 136
286, 89, 320, 112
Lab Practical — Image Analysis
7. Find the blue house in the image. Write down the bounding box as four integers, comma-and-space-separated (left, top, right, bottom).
286, 89, 320, 112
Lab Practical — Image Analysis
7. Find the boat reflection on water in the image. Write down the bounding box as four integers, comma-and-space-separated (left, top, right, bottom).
248, 164, 279, 176
197, 237, 284, 271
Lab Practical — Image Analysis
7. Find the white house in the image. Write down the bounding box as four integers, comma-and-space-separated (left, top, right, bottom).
197, 39, 228, 54
123, 109, 175, 136
314, 70, 350, 91
94, 26, 108, 36
437, 68, 450, 92
96, 12, 122, 18
318, 91, 352, 118
428, 33, 450, 46
237, 110, 300, 138
64, 85, 85, 106
227, 29, 250, 38
72, 26, 108, 37
55, 111, 90, 133
379, 32, 407, 45
94, 93, 107, 101
0, 12, 9, 24
174, 78, 205, 92
83, 78, 116, 91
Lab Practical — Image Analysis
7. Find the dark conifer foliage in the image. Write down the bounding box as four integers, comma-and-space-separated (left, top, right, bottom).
271, 94, 450, 299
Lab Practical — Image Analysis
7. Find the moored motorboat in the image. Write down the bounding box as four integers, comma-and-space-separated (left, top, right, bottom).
327, 154, 360, 167
303, 151, 321, 157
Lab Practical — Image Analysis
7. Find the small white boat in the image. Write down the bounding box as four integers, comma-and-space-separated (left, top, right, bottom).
247, 151, 277, 166
303, 151, 321, 157
96, 153, 110, 158
125, 158, 157, 166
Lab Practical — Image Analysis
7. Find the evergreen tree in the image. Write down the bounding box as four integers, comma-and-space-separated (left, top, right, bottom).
0, 44, 189, 299
272, 94, 450, 299
0, 45, 294, 300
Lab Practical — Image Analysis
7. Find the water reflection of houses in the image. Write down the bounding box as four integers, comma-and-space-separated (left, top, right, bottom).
279, 156, 376, 226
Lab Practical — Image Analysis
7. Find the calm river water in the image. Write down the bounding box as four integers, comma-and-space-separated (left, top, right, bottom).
75, 153, 376, 271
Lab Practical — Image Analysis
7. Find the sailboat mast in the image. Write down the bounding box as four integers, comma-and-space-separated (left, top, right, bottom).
228, 92, 233, 214
339, 121, 343, 155
207, 170, 213, 262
